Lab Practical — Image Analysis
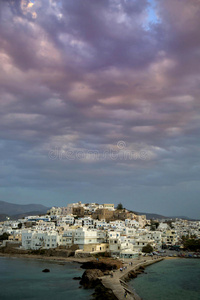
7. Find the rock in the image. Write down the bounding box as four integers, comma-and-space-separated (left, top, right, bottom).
123, 270, 137, 282
135, 270, 143, 274
92, 282, 118, 300
103, 271, 110, 276
80, 269, 104, 289
42, 269, 50, 273
81, 259, 122, 271
73, 276, 82, 280
128, 270, 137, 279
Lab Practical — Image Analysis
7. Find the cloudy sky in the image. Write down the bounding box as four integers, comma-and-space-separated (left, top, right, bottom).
0, 0, 200, 218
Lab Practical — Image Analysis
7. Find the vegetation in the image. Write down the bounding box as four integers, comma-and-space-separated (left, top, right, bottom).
0, 232, 10, 241
92, 252, 111, 258
161, 243, 168, 249
181, 234, 197, 242
142, 243, 153, 253
182, 238, 200, 251
18, 223, 22, 229
31, 249, 46, 255
116, 203, 123, 210
150, 220, 159, 231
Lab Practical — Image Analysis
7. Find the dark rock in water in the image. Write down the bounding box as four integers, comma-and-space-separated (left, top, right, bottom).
73, 276, 82, 280
135, 270, 143, 274
123, 270, 137, 282
92, 282, 118, 300
80, 269, 104, 289
128, 270, 137, 279
42, 269, 50, 273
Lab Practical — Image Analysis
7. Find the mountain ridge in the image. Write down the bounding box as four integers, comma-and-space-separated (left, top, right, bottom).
135, 211, 197, 221
0, 200, 49, 216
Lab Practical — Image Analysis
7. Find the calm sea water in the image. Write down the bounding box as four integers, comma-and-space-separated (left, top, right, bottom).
0, 257, 92, 300
130, 258, 200, 300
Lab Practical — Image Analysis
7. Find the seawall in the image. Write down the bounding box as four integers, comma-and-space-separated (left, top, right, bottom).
99, 257, 163, 300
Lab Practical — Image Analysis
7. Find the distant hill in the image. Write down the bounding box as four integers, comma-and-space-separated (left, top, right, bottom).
10, 211, 51, 220
135, 211, 197, 221
135, 212, 169, 220
168, 215, 197, 221
0, 201, 49, 216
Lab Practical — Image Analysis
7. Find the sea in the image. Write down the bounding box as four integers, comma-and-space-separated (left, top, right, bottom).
130, 258, 200, 300
0, 257, 93, 300
1, 257, 200, 300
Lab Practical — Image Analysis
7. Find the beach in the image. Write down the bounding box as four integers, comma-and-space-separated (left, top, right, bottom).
0, 252, 95, 264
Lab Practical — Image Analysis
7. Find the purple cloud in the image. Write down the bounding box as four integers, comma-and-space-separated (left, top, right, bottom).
0, 0, 200, 218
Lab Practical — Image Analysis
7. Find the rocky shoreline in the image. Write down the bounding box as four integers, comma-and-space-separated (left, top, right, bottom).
80, 269, 118, 300
87, 258, 164, 300
77, 257, 164, 300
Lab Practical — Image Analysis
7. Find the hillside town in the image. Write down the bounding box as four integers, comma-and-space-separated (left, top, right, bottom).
0, 202, 200, 258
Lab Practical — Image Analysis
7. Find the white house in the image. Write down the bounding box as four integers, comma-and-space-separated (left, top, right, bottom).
22, 230, 60, 250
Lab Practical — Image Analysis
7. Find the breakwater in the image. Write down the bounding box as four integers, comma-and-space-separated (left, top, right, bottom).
99, 258, 163, 300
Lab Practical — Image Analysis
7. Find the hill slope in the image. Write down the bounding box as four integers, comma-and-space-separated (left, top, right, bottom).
135, 211, 196, 221
0, 201, 49, 216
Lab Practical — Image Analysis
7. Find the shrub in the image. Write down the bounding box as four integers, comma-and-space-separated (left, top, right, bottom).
142, 244, 153, 253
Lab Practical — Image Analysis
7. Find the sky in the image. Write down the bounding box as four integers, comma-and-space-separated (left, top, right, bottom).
0, 0, 200, 219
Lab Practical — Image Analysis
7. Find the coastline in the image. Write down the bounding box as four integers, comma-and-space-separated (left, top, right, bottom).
0, 252, 94, 264
0, 251, 164, 300
0, 253, 184, 300
1, 252, 198, 300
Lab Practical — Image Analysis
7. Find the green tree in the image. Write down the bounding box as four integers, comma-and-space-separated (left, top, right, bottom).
183, 239, 200, 251
142, 243, 153, 253
116, 203, 123, 210
18, 223, 22, 229
150, 220, 159, 231
0, 232, 10, 241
